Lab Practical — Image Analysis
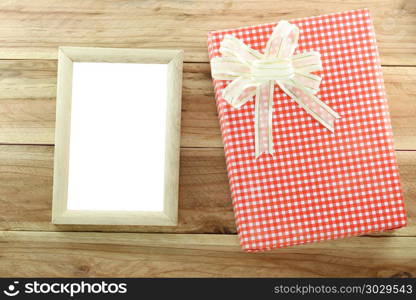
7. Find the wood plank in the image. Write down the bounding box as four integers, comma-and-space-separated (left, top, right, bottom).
0, 61, 415, 149
384, 67, 416, 150
0, 0, 414, 65
0, 145, 414, 236
1, 231, 415, 277
0, 145, 235, 233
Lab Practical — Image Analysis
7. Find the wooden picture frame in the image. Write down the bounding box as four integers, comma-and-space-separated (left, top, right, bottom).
52, 47, 183, 226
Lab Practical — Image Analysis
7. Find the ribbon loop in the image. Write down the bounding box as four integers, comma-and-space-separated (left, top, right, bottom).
265, 21, 299, 58
210, 20, 340, 158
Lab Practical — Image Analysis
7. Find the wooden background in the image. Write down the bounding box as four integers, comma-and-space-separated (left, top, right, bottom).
0, 0, 415, 277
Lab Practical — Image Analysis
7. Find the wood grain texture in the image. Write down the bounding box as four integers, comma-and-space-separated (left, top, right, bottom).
0, 145, 413, 236
0, 61, 415, 150
0, 60, 56, 144
384, 67, 416, 150
1, 231, 415, 277
0, 0, 414, 65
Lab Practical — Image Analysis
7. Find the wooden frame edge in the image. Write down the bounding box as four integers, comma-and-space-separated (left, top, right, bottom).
163, 50, 184, 225
53, 210, 176, 226
52, 47, 73, 224
59, 46, 180, 64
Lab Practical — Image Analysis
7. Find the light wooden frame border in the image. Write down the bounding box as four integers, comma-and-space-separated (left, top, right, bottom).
52, 47, 183, 226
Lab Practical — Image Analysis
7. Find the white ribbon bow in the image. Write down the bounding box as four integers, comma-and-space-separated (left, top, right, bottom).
211, 21, 340, 158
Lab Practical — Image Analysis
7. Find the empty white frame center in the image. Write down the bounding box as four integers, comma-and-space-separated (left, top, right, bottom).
67, 62, 168, 212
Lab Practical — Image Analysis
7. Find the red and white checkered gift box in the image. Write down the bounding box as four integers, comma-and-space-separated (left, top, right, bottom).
207, 8, 407, 252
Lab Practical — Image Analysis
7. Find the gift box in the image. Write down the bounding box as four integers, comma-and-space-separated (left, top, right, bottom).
207, 8, 407, 252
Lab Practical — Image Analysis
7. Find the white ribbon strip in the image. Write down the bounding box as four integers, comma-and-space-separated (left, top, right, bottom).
211, 20, 340, 158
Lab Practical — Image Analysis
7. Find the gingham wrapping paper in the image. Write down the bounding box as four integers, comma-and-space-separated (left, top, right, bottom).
207, 9, 407, 252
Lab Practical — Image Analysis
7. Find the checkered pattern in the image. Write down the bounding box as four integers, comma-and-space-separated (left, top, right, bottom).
207, 9, 407, 252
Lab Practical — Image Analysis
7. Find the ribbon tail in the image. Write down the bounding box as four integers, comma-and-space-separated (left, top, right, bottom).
222, 77, 257, 108
255, 81, 275, 158
280, 82, 340, 132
